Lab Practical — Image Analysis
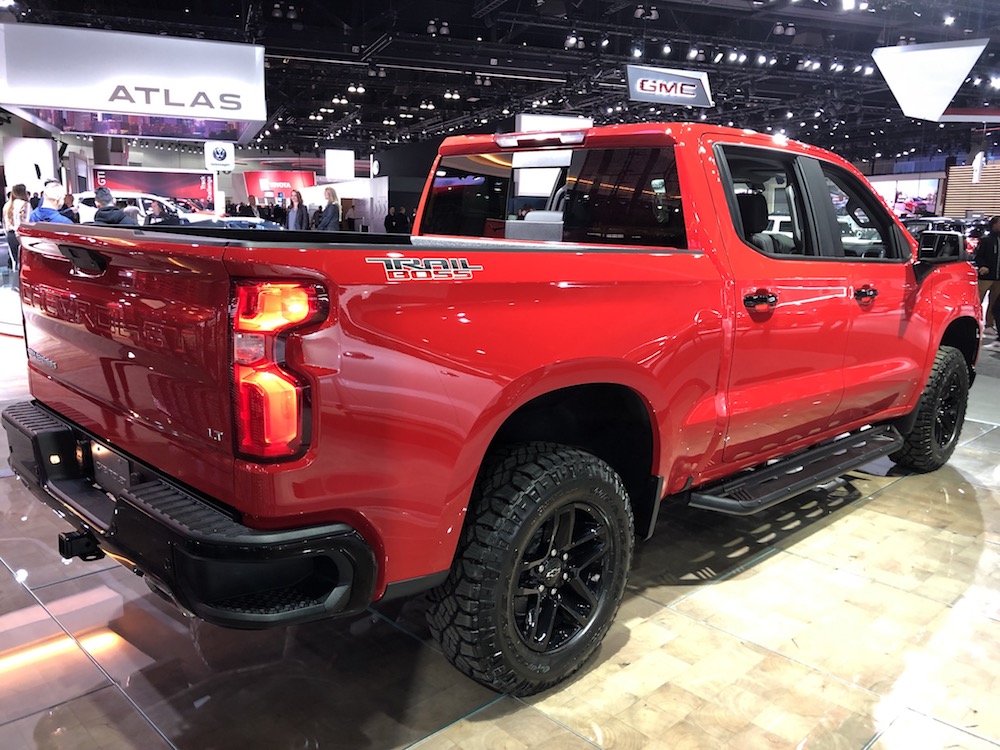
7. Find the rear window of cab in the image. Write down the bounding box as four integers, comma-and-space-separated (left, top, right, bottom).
420, 146, 687, 249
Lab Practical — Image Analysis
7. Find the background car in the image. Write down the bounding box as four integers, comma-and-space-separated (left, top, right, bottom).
901, 216, 965, 243
76, 190, 213, 224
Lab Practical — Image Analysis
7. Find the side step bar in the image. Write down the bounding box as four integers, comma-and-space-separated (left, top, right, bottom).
690, 425, 903, 516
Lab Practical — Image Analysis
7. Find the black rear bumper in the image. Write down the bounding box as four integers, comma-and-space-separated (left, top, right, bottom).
2, 400, 377, 629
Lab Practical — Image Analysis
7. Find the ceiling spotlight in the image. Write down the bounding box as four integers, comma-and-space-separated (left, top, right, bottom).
272, 3, 282, 18
348, 83, 357, 93
566, 34, 578, 48
483, 76, 492, 86
944, 15, 955, 26
757, 53, 767, 65
687, 48, 698, 60
727, 51, 738, 62
773, 23, 784, 35
632, 44, 643, 58
440, 21, 450, 35
600, 36, 610, 48
286, 5, 297, 20
357, 84, 366, 93
662, 43, 671, 55
863, 65, 873, 75
634, 4, 645, 18
786, 23, 796, 36
427, 19, 437, 34
713, 51, 724, 63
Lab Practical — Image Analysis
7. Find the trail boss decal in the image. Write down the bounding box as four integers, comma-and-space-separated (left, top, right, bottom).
366, 257, 483, 281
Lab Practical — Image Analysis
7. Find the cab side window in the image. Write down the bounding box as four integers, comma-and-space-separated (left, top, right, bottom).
820, 165, 901, 260
719, 146, 814, 257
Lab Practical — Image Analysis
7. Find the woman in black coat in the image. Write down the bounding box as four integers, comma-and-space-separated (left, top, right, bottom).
317, 187, 341, 231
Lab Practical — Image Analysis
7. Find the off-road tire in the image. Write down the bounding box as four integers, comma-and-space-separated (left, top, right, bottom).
426, 442, 634, 696
891, 345, 969, 471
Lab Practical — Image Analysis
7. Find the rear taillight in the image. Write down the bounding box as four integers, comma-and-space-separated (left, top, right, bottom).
232, 281, 325, 460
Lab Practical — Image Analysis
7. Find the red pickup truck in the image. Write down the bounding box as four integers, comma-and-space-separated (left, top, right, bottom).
3, 123, 981, 696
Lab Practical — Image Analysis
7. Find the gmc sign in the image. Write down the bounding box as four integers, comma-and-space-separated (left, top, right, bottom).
637, 79, 699, 98
626, 64, 715, 108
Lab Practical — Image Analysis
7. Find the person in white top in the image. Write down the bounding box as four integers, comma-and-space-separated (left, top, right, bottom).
3, 183, 30, 291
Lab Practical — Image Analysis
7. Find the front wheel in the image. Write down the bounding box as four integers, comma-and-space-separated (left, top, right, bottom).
891, 346, 969, 471
427, 442, 634, 696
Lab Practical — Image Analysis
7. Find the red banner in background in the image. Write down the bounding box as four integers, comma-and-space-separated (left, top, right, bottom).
93, 167, 214, 201
243, 170, 315, 199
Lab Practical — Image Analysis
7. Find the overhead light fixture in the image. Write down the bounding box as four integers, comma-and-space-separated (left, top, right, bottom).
440, 21, 450, 35
786, 23, 796, 36
842, 0, 855, 10
427, 19, 437, 34
632, 43, 643, 58
773, 23, 784, 35
272, 3, 282, 18
687, 48, 698, 60
662, 43, 671, 55
286, 5, 297, 20
944, 15, 955, 26
600, 36, 610, 48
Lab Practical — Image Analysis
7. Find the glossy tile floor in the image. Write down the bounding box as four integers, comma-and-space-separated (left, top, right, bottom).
1, 331, 999, 750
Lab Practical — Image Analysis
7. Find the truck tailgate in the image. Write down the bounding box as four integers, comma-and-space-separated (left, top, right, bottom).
18, 225, 235, 501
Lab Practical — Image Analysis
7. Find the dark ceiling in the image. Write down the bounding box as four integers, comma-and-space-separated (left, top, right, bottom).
12, 0, 1000, 163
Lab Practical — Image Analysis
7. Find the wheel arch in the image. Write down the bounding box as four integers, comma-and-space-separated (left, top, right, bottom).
939, 314, 981, 385
485, 381, 660, 538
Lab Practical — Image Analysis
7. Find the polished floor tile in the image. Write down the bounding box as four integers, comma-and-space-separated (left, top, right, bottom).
2, 329, 1000, 748
0, 686, 172, 750
30, 565, 498, 750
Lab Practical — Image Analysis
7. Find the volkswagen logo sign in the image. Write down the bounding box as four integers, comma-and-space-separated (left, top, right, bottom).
212, 146, 228, 162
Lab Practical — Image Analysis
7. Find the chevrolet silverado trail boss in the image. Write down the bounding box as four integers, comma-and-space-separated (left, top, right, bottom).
3, 123, 982, 695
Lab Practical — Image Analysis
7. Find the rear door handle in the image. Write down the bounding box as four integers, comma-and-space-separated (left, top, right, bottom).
854, 286, 878, 303
743, 291, 778, 312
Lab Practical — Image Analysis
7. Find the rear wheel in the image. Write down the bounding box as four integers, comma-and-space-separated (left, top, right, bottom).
427, 442, 634, 696
891, 346, 968, 471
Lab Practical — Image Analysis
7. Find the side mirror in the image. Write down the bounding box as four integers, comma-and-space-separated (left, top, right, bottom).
918, 230, 967, 263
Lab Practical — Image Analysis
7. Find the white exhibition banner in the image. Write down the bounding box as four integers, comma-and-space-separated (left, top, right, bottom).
0, 24, 265, 121
871, 38, 991, 122
325, 149, 356, 180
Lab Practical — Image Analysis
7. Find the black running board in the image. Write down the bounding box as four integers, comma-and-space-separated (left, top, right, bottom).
689, 425, 902, 516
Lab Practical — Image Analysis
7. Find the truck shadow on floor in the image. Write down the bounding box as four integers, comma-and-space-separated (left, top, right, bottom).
628, 474, 881, 598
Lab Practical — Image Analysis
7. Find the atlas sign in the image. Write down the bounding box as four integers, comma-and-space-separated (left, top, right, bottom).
626, 65, 715, 108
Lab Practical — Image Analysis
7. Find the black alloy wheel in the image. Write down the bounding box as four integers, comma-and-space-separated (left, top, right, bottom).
891, 345, 969, 471
427, 442, 634, 696
512, 500, 614, 654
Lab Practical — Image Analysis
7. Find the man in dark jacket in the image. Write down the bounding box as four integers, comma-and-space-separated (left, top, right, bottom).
974, 215, 1000, 340
92, 187, 138, 226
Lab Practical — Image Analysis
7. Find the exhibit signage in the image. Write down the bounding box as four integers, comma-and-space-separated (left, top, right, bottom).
94, 167, 215, 201
0, 24, 266, 141
626, 65, 715, 108
0, 25, 265, 119
205, 141, 236, 172
243, 171, 317, 198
